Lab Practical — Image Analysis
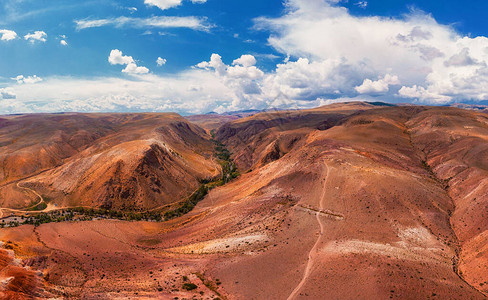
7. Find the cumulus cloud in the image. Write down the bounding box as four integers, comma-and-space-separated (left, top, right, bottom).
398, 85, 451, 103
60, 39, 68, 46
144, 0, 182, 10
355, 74, 400, 94
108, 49, 149, 74
0, 88, 16, 100
122, 63, 150, 74
198, 54, 264, 79
109, 49, 134, 65
253, 0, 488, 104
24, 31, 47, 43
195, 54, 267, 109
0, 29, 17, 41
144, 0, 207, 10
232, 55, 257, 67
0, 53, 263, 114
157, 57, 167, 66
0, 72, 232, 114
75, 16, 211, 32
12, 75, 43, 84
444, 48, 477, 67
7, 0, 488, 114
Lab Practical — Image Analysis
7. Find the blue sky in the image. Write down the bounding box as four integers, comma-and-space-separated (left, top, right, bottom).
1, 0, 488, 114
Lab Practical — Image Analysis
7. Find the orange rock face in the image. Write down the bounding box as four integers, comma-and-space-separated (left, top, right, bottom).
0, 113, 219, 210
0, 103, 487, 298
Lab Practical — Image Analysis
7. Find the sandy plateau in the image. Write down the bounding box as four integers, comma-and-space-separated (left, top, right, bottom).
0, 103, 487, 299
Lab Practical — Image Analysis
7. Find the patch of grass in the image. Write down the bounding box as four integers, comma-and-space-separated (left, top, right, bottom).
367, 101, 396, 107
5, 136, 239, 227
194, 272, 223, 298
164, 185, 209, 220
25, 201, 47, 211
164, 139, 239, 220
182, 283, 198, 291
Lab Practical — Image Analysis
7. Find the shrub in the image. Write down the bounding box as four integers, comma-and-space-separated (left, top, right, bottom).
182, 283, 197, 291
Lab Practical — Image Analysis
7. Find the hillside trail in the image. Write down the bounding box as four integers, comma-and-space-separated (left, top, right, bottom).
287, 162, 329, 300
0, 182, 47, 218
17, 181, 44, 208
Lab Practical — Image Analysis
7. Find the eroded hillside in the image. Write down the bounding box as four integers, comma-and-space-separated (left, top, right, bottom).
0, 113, 219, 211
0, 104, 487, 299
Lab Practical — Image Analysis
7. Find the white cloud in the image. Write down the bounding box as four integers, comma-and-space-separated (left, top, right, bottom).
196, 54, 226, 74
398, 85, 451, 103
109, 49, 135, 65
108, 49, 149, 74
355, 1, 367, 9
7, 0, 488, 114
12, 75, 43, 84
0, 29, 17, 41
355, 74, 400, 94
157, 57, 167, 66
443, 48, 477, 67
122, 63, 149, 74
253, 0, 488, 104
0, 88, 16, 100
196, 54, 266, 109
232, 54, 257, 67
2, 54, 262, 113
60, 39, 68, 46
263, 57, 362, 101
75, 19, 112, 29
144, 0, 207, 10
75, 16, 211, 32
0, 72, 232, 114
144, 0, 182, 10
128, 7, 138, 13
24, 31, 47, 43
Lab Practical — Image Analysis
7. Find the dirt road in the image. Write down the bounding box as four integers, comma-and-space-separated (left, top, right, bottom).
287, 163, 330, 300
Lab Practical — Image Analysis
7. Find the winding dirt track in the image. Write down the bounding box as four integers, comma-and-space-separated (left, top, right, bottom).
0, 182, 46, 218
287, 162, 329, 300
16, 181, 44, 209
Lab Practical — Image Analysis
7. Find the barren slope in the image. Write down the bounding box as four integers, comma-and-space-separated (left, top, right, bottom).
407, 107, 488, 293
215, 102, 379, 171
0, 104, 487, 299
0, 113, 219, 210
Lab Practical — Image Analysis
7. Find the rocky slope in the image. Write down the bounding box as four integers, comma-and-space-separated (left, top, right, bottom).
0, 103, 487, 298
0, 113, 219, 210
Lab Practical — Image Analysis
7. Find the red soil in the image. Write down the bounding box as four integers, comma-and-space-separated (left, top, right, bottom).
0, 103, 487, 299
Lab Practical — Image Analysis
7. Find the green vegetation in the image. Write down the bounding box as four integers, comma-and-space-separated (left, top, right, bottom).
1, 207, 165, 228
195, 272, 223, 298
214, 140, 239, 184
25, 201, 47, 211
24, 193, 51, 211
182, 283, 198, 291
164, 138, 238, 220
367, 101, 396, 107
1, 137, 239, 228
164, 185, 209, 219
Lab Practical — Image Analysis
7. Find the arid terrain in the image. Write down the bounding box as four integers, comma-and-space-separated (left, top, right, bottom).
0, 102, 487, 299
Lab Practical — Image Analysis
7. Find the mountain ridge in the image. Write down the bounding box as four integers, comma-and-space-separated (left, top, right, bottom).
0, 103, 487, 298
